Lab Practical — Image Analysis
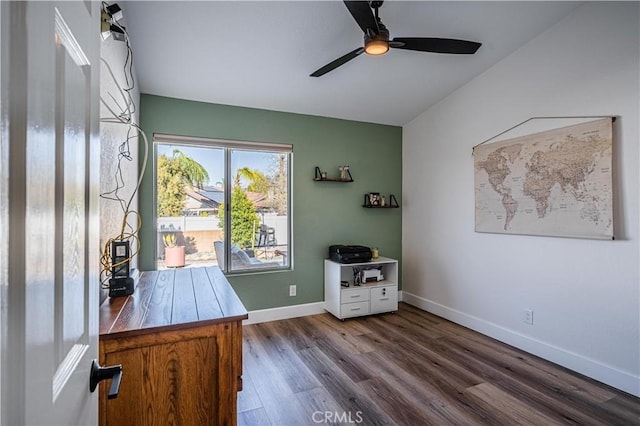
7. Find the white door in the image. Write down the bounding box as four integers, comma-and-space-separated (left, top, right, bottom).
1, 1, 101, 424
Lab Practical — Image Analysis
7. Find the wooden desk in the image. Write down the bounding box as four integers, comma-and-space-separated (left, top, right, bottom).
99, 267, 248, 426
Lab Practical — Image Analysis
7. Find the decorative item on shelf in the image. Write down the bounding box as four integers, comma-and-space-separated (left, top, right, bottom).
314, 166, 327, 180
314, 166, 353, 182
339, 165, 350, 180
341, 166, 353, 181
371, 247, 379, 258
363, 193, 400, 208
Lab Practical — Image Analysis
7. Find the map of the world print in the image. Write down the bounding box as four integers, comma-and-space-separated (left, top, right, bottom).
474, 118, 613, 239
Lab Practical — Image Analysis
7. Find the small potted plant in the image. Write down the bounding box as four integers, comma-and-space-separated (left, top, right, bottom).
163, 233, 185, 268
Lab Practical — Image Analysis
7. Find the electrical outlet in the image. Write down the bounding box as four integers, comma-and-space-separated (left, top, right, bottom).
289, 285, 296, 297
523, 309, 534, 325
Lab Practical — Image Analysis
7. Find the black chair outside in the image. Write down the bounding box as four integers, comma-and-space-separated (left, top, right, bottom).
255, 224, 277, 259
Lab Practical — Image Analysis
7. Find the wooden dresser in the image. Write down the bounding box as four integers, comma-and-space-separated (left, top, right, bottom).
99, 267, 248, 426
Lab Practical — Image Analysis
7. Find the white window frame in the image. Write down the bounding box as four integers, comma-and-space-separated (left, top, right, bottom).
153, 133, 293, 273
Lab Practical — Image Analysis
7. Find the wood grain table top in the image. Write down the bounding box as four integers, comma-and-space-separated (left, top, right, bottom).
99, 267, 248, 339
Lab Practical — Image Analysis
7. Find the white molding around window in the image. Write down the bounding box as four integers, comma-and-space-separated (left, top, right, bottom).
154, 133, 293, 153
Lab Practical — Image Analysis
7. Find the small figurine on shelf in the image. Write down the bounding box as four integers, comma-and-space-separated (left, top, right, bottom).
339, 165, 350, 180
381, 196, 386, 207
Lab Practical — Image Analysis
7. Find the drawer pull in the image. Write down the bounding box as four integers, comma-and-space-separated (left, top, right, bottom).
350, 294, 361, 298
350, 307, 361, 311
379, 297, 389, 301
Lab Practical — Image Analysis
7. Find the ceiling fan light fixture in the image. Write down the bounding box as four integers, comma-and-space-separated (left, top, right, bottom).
365, 39, 389, 55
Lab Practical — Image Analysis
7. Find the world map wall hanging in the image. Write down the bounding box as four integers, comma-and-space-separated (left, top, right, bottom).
473, 117, 613, 239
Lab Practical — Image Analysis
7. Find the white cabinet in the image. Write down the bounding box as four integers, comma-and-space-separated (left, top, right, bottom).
324, 257, 398, 320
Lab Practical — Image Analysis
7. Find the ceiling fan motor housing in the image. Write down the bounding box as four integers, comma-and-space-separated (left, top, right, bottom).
366, 20, 389, 40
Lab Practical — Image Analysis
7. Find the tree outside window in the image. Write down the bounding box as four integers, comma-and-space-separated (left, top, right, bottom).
157, 149, 209, 217
218, 185, 260, 249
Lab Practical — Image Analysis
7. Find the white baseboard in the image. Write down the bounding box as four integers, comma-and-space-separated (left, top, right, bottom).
245, 301, 326, 325
402, 291, 640, 397
245, 291, 405, 325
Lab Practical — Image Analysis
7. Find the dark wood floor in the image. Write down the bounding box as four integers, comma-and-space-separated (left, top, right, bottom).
237, 303, 639, 425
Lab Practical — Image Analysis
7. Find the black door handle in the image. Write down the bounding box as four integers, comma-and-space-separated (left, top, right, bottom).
89, 359, 122, 399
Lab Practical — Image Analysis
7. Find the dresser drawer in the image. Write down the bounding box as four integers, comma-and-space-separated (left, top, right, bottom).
341, 288, 370, 304
340, 301, 370, 318
370, 286, 398, 313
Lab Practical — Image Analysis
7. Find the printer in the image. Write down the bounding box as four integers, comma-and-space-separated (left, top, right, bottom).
329, 245, 372, 264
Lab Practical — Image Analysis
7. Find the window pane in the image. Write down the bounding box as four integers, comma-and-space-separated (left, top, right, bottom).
154, 138, 291, 273
156, 144, 225, 269
229, 150, 289, 272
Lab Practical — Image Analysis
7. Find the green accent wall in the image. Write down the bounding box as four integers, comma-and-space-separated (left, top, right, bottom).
139, 94, 402, 311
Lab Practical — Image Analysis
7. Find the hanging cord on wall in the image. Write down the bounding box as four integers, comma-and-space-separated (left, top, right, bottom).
101, 1, 136, 119
100, 124, 133, 213
98, 124, 148, 289
111, 19, 136, 118
98, 119, 149, 288
472, 115, 616, 156
98, 10, 149, 288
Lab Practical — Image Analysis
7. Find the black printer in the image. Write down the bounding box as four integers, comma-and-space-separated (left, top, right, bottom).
329, 245, 372, 264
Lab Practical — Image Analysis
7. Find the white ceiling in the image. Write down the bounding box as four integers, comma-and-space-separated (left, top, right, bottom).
122, 1, 580, 126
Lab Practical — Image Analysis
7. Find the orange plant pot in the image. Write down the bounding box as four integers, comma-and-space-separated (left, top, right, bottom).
164, 246, 185, 268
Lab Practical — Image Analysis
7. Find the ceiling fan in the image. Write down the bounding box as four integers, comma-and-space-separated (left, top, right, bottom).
310, 1, 482, 77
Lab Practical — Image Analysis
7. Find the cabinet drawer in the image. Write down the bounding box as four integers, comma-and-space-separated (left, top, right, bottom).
341, 288, 370, 304
340, 301, 370, 318
370, 286, 398, 313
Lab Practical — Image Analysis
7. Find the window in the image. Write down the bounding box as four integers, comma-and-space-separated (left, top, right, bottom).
154, 134, 291, 273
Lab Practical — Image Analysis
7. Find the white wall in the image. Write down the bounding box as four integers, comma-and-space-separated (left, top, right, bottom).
403, 2, 639, 396
99, 12, 140, 289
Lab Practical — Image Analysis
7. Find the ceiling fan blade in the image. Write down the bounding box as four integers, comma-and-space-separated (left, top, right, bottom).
310, 47, 365, 77
344, 1, 378, 34
391, 37, 481, 54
